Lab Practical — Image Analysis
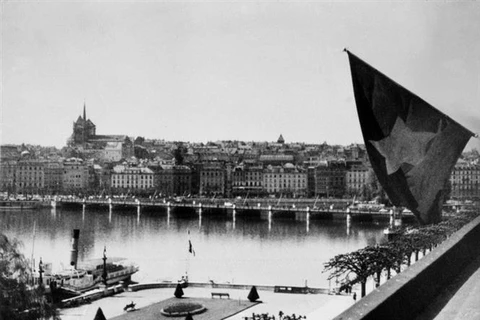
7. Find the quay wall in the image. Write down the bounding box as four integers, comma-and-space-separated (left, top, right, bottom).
61, 285, 125, 307
128, 282, 330, 295
333, 215, 480, 320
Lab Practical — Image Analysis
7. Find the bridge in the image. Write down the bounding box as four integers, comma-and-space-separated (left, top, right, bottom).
52, 197, 416, 224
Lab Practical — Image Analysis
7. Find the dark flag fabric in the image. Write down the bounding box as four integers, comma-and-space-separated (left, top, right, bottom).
346, 51, 474, 224
188, 240, 195, 256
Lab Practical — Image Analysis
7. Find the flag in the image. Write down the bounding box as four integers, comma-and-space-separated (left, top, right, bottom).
346, 50, 474, 224
188, 240, 195, 256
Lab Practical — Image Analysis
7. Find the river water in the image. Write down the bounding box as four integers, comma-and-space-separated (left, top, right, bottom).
0, 206, 390, 289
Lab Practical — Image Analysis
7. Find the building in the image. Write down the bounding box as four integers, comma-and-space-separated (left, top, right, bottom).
93, 163, 112, 194
111, 165, 154, 194
15, 159, 45, 194
232, 165, 264, 197
345, 164, 372, 196
172, 165, 192, 196
72, 104, 96, 145
314, 160, 346, 197
44, 161, 63, 194
151, 164, 174, 196
0, 161, 16, 193
199, 163, 225, 196
450, 160, 480, 200
263, 164, 307, 197
0, 145, 21, 162
307, 167, 316, 197
149, 164, 193, 197
259, 154, 295, 166
104, 142, 124, 162
70, 104, 134, 160
63, 158, 91, 193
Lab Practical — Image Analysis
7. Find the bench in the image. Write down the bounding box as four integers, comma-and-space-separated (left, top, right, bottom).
211, 292, 230, 299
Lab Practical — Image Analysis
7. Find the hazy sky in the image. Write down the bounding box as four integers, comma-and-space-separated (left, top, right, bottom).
2, 1, 480, 150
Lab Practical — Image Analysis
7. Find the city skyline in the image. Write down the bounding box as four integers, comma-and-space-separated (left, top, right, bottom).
2, 1, 480, 150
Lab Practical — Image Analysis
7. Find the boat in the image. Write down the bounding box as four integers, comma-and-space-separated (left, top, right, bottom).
50, 258, 139, 293
33, 229, 138, 295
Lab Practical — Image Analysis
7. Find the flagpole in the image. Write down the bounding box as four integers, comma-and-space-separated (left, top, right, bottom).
186, 230, 190, 281
343, 48, 476, 137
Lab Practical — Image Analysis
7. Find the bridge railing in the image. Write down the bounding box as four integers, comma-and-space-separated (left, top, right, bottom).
55, 198, 407, 216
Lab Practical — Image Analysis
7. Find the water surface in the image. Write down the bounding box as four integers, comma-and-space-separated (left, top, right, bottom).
0, 206, 389, 288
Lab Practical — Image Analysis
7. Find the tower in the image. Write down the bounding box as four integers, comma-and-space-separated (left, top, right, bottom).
83, 102, 86, 144
72, 102, 96, 146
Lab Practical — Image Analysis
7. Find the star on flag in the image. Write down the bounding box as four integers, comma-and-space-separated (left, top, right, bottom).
370, 117, 438, 175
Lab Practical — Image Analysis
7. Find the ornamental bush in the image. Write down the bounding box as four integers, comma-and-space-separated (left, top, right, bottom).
248, 286, 260, 302
174, 283, 184, 298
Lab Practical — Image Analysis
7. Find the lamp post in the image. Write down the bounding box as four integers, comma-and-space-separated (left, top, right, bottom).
102, 246, 108, 286
38, 257, 44, 287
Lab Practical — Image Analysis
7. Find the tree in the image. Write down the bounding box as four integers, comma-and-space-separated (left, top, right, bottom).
324, 211, 479, 300
362, 246, 395, 287
0, 233, 59, 320
323, 249, 372, 297
134, 136, 145, 146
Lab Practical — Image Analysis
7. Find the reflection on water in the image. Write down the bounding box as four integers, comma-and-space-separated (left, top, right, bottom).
0, 207, 389, 288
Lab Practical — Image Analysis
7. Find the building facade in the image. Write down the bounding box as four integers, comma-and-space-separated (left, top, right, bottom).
199, 163, 225, 196
263, 164, 307, 197
172, 165, 192, 196
44, 161, 63, 194
63, 158, 91, 193
231, 165, 264, 197
15, 160, 45, 194
314, 160, 346, 197
111, 165, 154, 193
345, 164, 371, 196
450, 161, 480, 200
0, 161, 16, 193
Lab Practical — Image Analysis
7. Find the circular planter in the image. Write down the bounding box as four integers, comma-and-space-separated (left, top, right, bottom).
160, 302, 206, 317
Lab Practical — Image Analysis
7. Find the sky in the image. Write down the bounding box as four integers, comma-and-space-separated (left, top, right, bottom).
1, 1, 480, 150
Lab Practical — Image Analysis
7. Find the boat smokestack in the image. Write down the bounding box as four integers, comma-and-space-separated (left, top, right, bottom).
70, 229, 80, 269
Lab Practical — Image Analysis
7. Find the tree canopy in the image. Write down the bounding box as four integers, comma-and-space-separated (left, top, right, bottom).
323, 211, 479, 298
0, 233, 58, 320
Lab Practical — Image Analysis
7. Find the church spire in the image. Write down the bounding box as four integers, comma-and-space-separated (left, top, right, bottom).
83, 101, 86, 120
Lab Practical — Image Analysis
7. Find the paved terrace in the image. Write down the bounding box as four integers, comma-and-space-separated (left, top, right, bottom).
59, 287, 354, 320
